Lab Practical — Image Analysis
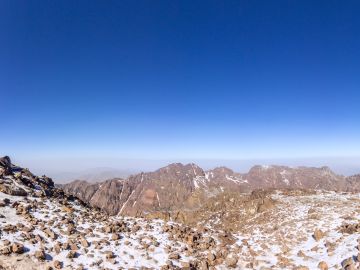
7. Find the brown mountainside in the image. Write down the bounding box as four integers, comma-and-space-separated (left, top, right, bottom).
61, 162, 360, 216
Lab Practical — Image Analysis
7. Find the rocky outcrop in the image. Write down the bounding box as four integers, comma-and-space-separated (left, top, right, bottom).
0, 156, 12, 175
246, 165, 345, 190
61, 180, 100, 202
343, 174, 360, 192
0, 156, 85, 206
0, 156, 57, 197
161, 189, 276, 231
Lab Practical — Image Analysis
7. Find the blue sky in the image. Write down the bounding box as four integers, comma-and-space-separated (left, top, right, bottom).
1, 1, 360, 174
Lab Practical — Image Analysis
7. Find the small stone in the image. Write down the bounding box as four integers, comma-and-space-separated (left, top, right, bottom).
208, 252, 216, 261
105, 251, 114, 259
294, 267, 309, 270
225, 254, 238, 268
54, 260, 62, 269
34, 249, 46, 260
70, 243, 78, 251
198, 260, 209, 270
80, 238, 89, 248
168, 253, 180, 260
111, 233, 120, 241
11, 242, 24, 254
313, 229, 324, 241
54, 243, 62, 254
342, 257, 355, 270
66, 250, 77, 259
0, 246, 12, 255
318, 261, 328, 270
180, 261, 191, 268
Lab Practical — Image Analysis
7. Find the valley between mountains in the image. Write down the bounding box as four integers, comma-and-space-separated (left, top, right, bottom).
1, 156, 360, 269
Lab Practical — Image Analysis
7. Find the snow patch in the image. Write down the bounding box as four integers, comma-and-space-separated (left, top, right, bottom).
119, 190, 134, 214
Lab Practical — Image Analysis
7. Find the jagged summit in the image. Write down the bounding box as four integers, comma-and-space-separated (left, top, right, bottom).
209, 166, 235, 174
0, 155, 11, 166
0, 156, 12, 175
61, 158, 360, 217
0, 156, 56, 197
156, 162, 204, 176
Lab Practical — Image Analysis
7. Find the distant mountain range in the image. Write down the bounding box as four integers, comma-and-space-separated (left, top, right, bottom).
61, 162, 360, 216
49, 167, 137, 183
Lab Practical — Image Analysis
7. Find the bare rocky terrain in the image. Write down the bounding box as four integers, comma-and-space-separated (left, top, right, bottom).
1, 156, 360, 269
62, 162, 360, 217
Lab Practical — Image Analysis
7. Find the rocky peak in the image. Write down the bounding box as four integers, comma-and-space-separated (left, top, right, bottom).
248, 165, 283, 173
61, 180, 100, 203
209, 166, 234, 175
157, 162, 204, 177
319, 166, 339, 176
0, 156, 12, 175
0, 156, 56, 197
0, 156, 11, 166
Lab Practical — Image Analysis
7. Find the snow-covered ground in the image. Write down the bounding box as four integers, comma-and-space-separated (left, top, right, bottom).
1, 190, 360, 269
0, 192, 185, 269
231, 191, 360, 269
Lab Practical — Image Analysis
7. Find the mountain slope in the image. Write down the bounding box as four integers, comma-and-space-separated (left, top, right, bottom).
61, 162, 360, 217
62, 163, 249, 215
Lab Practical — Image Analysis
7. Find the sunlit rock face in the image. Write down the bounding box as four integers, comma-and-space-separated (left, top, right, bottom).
61, 160, 360, 217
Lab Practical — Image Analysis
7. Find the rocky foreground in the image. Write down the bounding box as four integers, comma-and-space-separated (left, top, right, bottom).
1, 157, 360, 269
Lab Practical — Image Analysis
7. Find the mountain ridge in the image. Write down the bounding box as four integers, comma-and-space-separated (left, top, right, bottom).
61, 161, 360, 216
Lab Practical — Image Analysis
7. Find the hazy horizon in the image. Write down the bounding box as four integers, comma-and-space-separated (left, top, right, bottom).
3, 155, 359, 183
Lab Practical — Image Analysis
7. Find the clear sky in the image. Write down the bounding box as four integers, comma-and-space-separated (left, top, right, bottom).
1, 1, 360, 175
